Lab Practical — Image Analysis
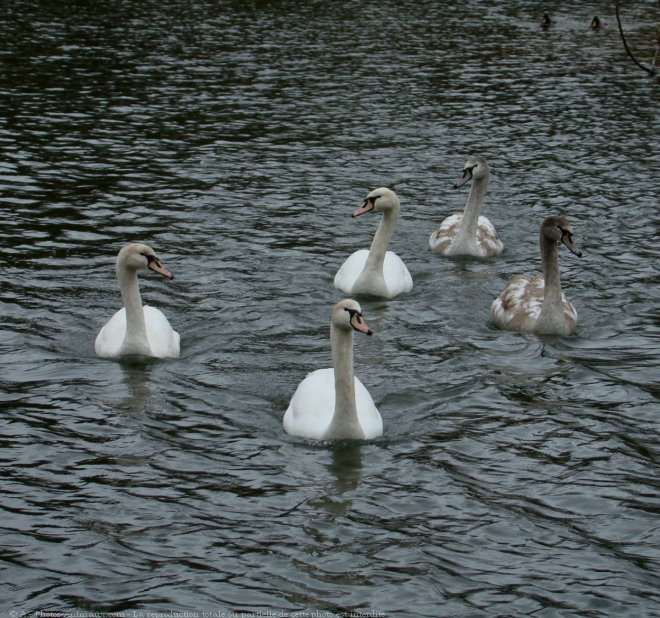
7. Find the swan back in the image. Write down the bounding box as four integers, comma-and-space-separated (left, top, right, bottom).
490, 274, 578, 334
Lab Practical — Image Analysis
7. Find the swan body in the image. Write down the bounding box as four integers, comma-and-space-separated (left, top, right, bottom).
95, 243, 180, 359
334, 188, 413, 299
429, 156, 503, 257
283, 299, 383, 441
491, 216, 582, 336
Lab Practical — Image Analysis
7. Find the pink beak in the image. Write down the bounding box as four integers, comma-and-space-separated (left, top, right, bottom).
453, 169, 473, 189
351, 314, 373, 336
352, 200, 374, 217
148, 259, 174, 280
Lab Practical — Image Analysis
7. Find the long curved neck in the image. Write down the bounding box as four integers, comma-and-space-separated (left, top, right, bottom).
117, 265, 149, 348
455, 175, 487, 244
324, 325, 364, 440
364, 207, 398, 273
540, 234, 563, 311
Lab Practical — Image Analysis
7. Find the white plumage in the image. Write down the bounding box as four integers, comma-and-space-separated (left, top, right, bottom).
334, 248, 413, 299
283, 299, 383, 441
334, 188, 413, 299
283, 367, 382, 440
95, 243, 180, 359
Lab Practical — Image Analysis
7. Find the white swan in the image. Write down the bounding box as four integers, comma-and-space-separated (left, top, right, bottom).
491, 216, 582, 336
429, 156, 503, 257
283, 299, 383, 441
95, 243, 180, 359
334, 187, 413, 299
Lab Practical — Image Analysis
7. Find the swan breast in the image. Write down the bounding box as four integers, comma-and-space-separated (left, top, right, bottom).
283, 368, 382, 440
94, 305, 180, 359
334, 250, 412, 299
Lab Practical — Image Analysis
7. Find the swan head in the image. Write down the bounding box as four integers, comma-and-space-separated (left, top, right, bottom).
117, 243, 174, 279
332, 299, 373, 336
541, 216, 582, 257
453, 156, 490, 189
352, 187, 400, 217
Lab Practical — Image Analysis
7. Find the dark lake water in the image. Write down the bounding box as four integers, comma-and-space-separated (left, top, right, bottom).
1, 1, 659, 616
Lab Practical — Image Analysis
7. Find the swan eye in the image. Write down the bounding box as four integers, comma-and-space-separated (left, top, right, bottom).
344, 308, 362, 322
140, 252, 156, 264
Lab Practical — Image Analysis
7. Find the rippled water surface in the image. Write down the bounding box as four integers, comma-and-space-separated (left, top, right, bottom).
1, 1, 659, 616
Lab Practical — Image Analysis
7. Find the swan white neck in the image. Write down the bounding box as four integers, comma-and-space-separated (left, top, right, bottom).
117, 264, 151, 355
352, 206, 399, 297
364, 206, 398, 273
452, 174, 488, 252
324, 324, 365, 440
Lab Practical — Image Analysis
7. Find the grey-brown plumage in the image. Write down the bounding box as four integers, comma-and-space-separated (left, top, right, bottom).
491, 216, 582, 336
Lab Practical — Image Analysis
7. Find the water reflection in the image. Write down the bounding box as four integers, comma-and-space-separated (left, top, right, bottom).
118, 359, 153, 418
326, 442, 364, 496
304, 443, 365, 521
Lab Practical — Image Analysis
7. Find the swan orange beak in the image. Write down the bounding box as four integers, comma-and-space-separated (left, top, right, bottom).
453, 168, 473, 189
352, 199, 375, 217
148, 258, 174, 280
350, 313, 373, 336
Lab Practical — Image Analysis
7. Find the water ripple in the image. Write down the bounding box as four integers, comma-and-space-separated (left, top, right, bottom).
1, 1, 658, 616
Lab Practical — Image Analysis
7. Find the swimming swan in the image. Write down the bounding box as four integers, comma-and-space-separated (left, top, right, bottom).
334, 187, 413, 299
283, 299, 383, 440
429, 156, 503, 257
95, 243, 180, 359
491, 216, 582, 336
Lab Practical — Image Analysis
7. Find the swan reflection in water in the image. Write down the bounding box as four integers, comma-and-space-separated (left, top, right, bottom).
309, 443, 365, 520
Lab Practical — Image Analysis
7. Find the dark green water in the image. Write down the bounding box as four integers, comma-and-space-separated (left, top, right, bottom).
1, 1, 658, 616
